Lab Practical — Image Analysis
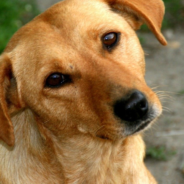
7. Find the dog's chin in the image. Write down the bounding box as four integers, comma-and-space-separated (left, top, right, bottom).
124, 118, 157, 137
97, 121, 155, 141
95, 119, 157, 141
98, 117, 159, 141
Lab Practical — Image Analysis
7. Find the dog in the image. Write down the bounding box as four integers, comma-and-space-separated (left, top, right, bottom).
0, 0, 167, 183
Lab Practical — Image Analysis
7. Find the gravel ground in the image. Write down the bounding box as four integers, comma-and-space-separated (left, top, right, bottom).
36, 1, 184, 183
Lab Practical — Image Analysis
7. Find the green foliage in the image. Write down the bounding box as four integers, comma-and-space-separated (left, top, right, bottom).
0, 0, 39, 53
140, 0, 184, 31
146, 146, 176, 161
178, 90, 184, 96
163, 0, 184, 28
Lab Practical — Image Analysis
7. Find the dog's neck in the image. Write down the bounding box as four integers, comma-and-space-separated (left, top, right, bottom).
52, 133, 125, 183
52, 135, 152, 184
0, 109, 153, 184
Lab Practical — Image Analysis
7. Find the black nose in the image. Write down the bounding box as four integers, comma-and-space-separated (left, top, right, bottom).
114, 90, 149, 122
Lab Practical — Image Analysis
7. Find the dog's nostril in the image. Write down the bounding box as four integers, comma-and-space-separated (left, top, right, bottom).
114, 90, 149, 122
139, 100, 148, 111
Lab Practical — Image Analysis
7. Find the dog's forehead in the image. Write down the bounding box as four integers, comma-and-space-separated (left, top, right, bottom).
9, 0, 132, 65
38, 0, 126, 39
43, 0, 114, 23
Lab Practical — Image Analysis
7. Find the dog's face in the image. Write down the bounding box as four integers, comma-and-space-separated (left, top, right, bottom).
0, 0, 167, 146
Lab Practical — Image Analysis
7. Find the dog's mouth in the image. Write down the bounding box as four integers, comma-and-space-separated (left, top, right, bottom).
97, 119, 154, 141
124, 110, 159, 136
95, 107, 160, 141
133, 119, 153, 134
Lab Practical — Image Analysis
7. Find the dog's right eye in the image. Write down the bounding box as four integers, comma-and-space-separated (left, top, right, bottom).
45, 73, 70, 88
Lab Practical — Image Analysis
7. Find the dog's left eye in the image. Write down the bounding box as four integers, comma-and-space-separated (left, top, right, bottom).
102, 32, 120, 51
45, 73, 70, 88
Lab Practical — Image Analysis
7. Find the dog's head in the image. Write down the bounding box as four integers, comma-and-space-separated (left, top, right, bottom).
0, 0, 167, 146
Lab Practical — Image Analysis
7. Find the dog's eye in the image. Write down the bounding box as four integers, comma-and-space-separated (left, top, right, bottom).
45, 73, 70, 88
102, 32, 120, 51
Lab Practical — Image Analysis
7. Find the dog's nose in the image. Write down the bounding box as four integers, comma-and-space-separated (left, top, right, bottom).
114, 90, 148, 122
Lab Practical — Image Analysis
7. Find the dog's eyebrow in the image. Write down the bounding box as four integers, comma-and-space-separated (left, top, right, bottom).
38, 58, 77, 80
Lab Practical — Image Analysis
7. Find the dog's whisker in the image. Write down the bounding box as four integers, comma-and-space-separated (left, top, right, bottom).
151, 86, 160, 90
151, 87, 174, 95
162, 106, 172, 112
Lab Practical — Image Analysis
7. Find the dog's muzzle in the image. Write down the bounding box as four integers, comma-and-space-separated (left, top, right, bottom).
114, 90, 154, 134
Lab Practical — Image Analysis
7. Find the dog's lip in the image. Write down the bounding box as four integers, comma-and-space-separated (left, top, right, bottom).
97, 135, 110, 140
133, 120, 152, 134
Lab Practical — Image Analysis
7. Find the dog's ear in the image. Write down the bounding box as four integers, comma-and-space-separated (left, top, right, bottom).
107, 0, 167, 45
0, 54, 15, 146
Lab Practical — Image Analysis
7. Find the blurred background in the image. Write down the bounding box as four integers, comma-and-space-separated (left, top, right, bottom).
0, 0, 184, 183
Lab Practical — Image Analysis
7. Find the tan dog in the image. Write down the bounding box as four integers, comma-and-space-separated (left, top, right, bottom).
0, 0, 167, 183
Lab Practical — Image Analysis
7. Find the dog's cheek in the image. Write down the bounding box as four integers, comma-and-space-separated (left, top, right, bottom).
28, 96, 95, 133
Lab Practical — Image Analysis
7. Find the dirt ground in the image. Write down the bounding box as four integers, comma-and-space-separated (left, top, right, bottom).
141, 30, 184, 184
36, 1, 184, 183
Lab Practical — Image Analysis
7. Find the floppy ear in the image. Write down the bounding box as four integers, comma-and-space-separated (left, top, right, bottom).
0, 54, 15, 146
107, 0, 167, 45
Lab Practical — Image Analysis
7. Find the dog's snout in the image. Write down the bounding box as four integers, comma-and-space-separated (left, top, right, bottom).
114, 90, 149, 122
